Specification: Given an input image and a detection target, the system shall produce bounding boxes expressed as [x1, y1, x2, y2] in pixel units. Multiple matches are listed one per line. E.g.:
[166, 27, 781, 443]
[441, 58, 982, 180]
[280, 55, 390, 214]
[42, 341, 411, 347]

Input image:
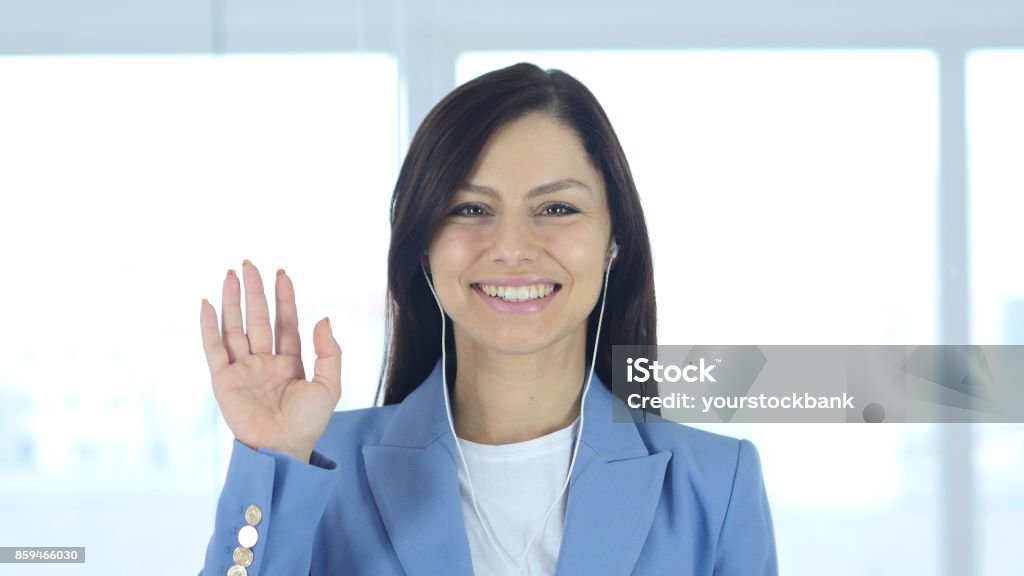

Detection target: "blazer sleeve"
[199, 439, 340, 576]
[713, 439, 779, 575]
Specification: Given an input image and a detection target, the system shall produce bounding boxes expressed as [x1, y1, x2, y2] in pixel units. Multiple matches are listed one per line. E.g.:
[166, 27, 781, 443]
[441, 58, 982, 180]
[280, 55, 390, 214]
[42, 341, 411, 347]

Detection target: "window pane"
[459, 50, 940, 576]
[966, 49, 1024, 576]
[0, 53, 397, 575]
[967, 51, 1024, 346]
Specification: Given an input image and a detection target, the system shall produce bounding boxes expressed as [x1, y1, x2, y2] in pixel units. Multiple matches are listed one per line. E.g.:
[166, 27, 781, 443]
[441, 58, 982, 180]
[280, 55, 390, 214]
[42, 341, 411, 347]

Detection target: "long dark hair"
[376, 62, 656, 405]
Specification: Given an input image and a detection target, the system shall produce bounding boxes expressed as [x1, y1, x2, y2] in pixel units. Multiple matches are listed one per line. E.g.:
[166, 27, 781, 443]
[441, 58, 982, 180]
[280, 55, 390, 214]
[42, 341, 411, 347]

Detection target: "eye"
[449, 203, 489, 217]
[540, 203, 579, 217]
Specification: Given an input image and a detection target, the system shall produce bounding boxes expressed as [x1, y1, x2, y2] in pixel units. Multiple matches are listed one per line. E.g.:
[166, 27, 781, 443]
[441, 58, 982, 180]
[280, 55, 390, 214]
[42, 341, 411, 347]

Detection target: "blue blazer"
[201, 360, 777, 575]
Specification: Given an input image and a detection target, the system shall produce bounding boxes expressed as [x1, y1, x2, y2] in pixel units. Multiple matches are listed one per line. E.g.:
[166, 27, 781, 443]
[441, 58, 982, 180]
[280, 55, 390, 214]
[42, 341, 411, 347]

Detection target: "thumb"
[311, 317, 342, 399]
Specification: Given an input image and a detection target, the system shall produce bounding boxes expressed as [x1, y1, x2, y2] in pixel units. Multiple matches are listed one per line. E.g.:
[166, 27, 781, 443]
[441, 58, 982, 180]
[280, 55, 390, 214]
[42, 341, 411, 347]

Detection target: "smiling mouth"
[472, 283, 562, 303]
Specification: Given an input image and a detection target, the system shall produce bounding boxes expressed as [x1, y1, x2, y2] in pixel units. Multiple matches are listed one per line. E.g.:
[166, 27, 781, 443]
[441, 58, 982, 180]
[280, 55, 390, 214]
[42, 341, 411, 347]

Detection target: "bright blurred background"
[0, 1, 1022, 574]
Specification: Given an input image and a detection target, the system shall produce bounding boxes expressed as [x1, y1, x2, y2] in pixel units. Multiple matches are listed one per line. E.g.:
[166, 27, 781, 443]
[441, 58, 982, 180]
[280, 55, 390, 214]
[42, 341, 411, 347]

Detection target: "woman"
[199, 63, 777, 576]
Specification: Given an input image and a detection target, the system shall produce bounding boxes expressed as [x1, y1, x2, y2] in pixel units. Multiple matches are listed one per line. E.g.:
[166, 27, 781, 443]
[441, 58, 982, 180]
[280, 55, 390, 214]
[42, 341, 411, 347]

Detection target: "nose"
[488, 212, 540, 266]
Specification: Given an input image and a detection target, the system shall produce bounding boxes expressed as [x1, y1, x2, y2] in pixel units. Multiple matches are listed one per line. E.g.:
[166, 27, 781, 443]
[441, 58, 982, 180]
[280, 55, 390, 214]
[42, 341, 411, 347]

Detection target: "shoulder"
[635, 421, 766, 509]
[622, 422, 777, 572]
[637, 420, 759, 470]
[634, 424, 778, 572]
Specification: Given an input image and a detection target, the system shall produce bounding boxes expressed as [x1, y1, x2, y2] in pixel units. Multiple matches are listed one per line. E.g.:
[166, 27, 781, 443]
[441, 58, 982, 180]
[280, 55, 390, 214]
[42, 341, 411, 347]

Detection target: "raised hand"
[199, 260, 341, 463]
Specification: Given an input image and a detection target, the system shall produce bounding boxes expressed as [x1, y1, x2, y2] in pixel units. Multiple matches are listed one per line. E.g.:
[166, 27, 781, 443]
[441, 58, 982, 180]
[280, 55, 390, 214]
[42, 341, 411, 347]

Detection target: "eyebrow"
[458, 178, 592, 199]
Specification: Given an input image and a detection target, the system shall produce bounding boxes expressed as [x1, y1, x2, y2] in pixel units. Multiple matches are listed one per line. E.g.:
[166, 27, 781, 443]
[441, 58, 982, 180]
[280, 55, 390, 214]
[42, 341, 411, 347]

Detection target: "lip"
[471, 281, 561, 314]
[473, 276, 559, 287]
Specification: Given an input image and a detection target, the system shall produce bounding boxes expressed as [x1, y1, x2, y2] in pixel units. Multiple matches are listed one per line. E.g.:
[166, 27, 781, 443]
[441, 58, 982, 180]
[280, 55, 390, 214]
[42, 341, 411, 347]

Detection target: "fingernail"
[201, 298, 209, 306]
[243, 259, 253, 267]
[226, 269, 236, 277]
[277, 268, 286, 277]
[325, 317, 332, 330]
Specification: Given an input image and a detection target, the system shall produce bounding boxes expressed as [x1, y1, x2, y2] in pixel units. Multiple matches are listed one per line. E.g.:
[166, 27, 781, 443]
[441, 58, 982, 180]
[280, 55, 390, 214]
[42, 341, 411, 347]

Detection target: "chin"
[473, 326, 581, 357]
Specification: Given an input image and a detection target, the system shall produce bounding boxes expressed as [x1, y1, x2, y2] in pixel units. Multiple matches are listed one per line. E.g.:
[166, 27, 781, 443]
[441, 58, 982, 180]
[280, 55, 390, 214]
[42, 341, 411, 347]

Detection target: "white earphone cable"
[422, 267, 515, 573]
[421, 244, 615, 576]
[515, 257, 612, 576]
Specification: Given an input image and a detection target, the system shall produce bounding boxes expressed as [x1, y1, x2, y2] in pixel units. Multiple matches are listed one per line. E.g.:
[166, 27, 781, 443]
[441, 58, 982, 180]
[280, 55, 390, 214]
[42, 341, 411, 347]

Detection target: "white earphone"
[419, 237, 618, 575]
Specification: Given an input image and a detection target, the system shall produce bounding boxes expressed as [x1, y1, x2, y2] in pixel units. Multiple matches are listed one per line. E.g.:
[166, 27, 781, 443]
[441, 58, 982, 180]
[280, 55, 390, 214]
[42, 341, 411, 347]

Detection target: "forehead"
[464, 112, 604, 196]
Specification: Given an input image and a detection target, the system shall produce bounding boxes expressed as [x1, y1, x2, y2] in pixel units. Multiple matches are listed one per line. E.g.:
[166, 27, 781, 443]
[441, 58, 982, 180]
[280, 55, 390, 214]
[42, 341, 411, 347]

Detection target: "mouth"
[472, 282, 562, 304]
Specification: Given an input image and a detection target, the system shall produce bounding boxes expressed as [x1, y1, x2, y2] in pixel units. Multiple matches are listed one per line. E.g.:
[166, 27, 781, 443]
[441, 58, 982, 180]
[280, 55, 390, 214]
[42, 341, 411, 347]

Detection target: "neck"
[450, 328, 588, 445]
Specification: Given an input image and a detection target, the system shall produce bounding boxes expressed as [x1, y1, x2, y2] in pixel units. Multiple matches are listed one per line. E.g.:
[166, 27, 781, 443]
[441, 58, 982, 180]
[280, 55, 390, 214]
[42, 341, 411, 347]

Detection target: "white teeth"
[477, 283, 557, 303]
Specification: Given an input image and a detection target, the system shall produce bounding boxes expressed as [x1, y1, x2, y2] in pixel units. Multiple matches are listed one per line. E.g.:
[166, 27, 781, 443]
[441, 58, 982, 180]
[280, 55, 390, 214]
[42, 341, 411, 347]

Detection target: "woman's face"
[427, 112, 613, 357]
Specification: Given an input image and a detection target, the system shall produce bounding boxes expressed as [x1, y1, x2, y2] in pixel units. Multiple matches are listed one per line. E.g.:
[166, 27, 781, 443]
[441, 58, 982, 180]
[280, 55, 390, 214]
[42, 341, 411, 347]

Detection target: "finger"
[274, 269, 302, 358]
[221, 269, 249, 363]
[242, 260, 274, 355]
[199, 298, 230, 375]
[311, 317, 342, 400]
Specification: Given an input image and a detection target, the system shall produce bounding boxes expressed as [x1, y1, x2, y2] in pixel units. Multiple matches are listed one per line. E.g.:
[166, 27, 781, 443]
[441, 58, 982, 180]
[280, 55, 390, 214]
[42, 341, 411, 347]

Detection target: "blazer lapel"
[555, 375, 671, 576]
[363, 362, 669, 576]
[363, 361, 475, 576]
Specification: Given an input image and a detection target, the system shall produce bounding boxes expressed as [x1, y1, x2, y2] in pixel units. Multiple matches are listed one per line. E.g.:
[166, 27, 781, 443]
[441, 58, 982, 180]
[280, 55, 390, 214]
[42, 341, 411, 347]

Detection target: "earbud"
[608, 239, 620, 261]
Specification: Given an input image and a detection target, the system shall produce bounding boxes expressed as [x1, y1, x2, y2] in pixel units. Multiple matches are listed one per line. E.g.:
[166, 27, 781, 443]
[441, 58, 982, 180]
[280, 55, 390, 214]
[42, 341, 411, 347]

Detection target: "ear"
[421, 251, 431, 275]
[606, 238, 620, 270]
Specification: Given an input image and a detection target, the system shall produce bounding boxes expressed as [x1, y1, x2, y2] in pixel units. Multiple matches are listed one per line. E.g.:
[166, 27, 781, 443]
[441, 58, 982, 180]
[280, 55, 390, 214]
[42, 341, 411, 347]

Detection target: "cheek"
[549, 227, 608, 278]
[430, 229, 484, 282]
[557, 245, 607, 288]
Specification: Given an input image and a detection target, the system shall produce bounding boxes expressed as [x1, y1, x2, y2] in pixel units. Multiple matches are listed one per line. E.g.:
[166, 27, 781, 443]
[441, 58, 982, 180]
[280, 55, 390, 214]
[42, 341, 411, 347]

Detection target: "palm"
[200, 261, 342, 463]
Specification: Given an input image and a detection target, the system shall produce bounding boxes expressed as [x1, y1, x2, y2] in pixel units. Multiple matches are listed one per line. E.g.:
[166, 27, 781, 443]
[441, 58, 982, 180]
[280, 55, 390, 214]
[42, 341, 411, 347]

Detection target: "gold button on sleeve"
[227, 565, 248, 576]
[237, 524, 259, 548]
[244, 504, 262, 527]
[232, 546, 254, 568]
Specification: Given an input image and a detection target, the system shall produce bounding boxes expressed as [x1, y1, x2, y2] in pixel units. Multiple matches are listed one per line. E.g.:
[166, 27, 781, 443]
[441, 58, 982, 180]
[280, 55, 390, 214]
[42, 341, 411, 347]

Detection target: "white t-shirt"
[456, 417, 580, 576]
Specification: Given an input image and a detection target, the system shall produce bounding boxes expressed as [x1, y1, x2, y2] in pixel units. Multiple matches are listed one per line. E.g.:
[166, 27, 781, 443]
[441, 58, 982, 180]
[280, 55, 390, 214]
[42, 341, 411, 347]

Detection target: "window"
[0, 53, 397, 574]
